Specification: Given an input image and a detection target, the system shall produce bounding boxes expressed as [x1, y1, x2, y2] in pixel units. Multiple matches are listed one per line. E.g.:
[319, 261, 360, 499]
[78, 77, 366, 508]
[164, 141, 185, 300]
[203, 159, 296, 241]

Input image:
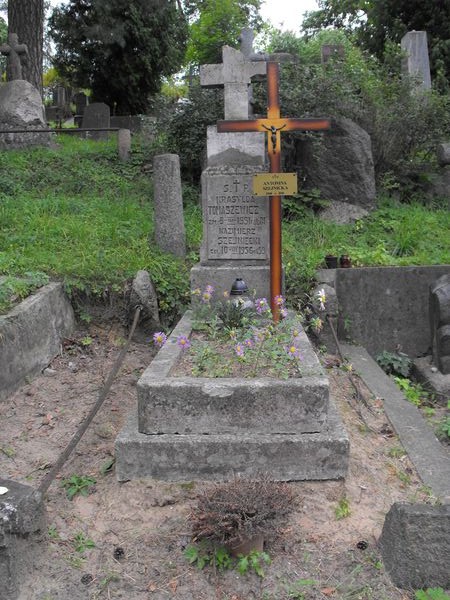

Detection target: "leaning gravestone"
[81, 102, 110, 140]
[190, 44, 271, 298]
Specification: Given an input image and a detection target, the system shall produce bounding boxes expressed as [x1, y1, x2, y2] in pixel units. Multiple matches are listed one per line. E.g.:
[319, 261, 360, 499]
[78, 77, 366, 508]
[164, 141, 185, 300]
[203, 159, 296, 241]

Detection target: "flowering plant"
[153, 285, 327, 379]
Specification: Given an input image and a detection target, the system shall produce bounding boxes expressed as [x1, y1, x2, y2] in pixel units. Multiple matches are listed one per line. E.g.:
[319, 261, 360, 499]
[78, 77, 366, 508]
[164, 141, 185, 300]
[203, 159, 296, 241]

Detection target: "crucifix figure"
[0, 32, 29, 81]
[217, 62, 331, 321]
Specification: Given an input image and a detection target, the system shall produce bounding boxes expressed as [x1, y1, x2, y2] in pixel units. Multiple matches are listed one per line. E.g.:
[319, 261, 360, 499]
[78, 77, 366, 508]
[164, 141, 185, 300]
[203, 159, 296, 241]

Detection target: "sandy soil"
[0, 322, 438, 600]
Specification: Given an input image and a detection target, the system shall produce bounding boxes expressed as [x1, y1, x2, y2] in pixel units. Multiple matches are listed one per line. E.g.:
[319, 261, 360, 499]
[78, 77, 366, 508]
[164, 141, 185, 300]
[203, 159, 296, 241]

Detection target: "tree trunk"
[8, 0, 43, 94]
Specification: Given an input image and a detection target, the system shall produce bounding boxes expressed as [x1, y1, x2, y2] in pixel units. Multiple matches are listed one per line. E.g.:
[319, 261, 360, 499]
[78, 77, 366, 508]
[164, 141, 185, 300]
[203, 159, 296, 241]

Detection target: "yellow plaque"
[252, 173, 298, 196]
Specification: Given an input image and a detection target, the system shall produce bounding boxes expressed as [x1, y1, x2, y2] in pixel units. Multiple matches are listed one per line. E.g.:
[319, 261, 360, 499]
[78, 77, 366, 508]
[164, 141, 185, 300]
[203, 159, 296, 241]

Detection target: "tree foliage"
[185, 0, 262, 65]
[48, 0, 188, 114]
[303, 0, 450, 91]
[256, 28, 450, 197]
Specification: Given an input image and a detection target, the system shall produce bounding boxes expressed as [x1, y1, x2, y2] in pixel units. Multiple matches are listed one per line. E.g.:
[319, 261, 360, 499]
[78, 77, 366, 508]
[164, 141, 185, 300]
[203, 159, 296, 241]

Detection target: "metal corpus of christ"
[217, 61, 331, 321]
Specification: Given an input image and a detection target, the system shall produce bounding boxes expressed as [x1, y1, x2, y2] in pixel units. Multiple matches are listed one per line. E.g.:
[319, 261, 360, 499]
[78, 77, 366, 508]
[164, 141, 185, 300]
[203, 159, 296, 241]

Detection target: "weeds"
[415, 589, 450, 600]
[335, 496, 351, 520]
[184, 544, 271, 578]
[61, 474, 96, 500]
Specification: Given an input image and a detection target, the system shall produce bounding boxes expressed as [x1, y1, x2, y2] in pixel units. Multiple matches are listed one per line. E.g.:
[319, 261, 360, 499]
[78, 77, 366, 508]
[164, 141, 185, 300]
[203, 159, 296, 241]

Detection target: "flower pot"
[339, 254, 352, 268]
[226, 533, 265, 557]
[324, 254, 338, 269]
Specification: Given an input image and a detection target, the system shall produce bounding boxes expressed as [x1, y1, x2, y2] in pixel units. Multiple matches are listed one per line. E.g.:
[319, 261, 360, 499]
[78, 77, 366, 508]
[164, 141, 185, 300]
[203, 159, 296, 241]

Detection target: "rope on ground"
[37, 306, 142, 496]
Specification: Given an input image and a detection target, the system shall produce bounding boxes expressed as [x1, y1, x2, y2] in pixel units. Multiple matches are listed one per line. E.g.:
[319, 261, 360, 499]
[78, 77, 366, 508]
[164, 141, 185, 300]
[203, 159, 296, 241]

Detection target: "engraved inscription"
[206, 175, 269, 260]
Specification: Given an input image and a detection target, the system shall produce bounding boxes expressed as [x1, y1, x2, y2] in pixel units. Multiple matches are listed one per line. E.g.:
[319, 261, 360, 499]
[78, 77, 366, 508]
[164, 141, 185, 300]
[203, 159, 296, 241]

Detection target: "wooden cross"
[0, 33, 28, 81]
[217, 62, 331, 321]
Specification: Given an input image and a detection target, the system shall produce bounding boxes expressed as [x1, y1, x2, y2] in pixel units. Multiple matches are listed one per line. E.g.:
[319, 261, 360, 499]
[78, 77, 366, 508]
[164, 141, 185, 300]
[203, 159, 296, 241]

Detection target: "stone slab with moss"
[115, 311, 349, 481]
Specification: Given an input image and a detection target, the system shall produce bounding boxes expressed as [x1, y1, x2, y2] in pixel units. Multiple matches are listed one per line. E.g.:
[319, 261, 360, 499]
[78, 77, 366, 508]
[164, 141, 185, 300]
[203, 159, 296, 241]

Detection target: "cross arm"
[217, 117, 331, 134]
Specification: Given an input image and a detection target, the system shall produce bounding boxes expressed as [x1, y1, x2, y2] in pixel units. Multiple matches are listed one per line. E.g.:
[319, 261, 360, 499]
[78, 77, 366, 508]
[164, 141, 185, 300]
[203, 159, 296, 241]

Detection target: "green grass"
[283, 199, 450, 299]
[0, 135, 448, 319]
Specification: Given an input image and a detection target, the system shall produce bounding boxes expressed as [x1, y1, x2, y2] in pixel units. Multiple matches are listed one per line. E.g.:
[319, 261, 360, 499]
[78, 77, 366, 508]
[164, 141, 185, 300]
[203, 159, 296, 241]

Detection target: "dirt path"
[0, 323, 436, 599]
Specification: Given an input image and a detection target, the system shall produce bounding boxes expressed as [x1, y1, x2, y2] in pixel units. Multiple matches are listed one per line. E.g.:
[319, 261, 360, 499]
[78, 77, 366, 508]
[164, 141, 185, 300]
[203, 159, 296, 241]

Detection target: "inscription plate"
[204, 170, 269, 261]
[253, 172, 297, 196]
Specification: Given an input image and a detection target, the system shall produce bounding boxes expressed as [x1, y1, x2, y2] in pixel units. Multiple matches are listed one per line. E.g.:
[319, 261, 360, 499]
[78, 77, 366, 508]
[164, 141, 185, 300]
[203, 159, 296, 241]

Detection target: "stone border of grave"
[0, 282, 76, 402]
[115, 310, 350, 482]
[340, 343, 450, 589]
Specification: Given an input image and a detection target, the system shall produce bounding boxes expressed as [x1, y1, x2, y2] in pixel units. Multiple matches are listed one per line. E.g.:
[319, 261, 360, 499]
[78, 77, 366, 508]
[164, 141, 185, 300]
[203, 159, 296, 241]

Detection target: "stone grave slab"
[115, 311, 349, 482]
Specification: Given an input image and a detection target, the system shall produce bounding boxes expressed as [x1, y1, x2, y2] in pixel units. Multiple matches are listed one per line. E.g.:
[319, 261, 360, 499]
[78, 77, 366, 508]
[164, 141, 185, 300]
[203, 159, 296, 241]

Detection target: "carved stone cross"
[218, 62, 331, 320]
[200, 45, 266, 119]
[0, 32, 29, 81]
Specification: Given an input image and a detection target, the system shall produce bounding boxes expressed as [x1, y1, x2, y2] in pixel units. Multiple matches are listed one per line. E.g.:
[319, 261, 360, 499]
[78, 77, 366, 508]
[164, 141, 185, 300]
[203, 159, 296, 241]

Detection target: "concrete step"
[115, 399, 349, 482]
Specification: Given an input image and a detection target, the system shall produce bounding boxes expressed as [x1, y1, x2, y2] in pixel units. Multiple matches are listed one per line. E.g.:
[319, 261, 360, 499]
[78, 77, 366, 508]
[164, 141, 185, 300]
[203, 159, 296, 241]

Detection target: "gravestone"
[0, 32, 28, 81]
[153, 154, 186, 258]
[321, 44, 345, 64]
[296, 116, 376, 213]
[191, 44, 271, 298]
[0, 80, 51, 150]
[430, 274, 450, 374]
[73, 91, 88, 127]
[401, 31, 432, 90]
[117, 128, 131, 161]
[81, 102, 110, 140]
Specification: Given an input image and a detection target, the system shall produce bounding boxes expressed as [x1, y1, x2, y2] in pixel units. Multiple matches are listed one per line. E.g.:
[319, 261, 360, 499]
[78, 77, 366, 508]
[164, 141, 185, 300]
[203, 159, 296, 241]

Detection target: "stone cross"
[217, 62, 331, 320]
[0, 33, 28, 81]
[200, 45, 266, 119]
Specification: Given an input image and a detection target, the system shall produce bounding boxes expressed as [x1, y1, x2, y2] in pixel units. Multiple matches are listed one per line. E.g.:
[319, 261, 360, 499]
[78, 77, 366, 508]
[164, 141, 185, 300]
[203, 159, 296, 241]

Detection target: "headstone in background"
[296, 116, 376, 214]
[321, 44, 345, 64]
[73, 91, 88, 127]
[401, 31, 432, 90]
[153, 154, 186, 259]
[81, 102, 110, 140]
[118, 128, 131, 162]
[437, 143, 450, 167]
[0, 32, 28, 81]
[191, 43, 271, 298]
[110, 115, 142, 133]
[0, 80, 51, 150]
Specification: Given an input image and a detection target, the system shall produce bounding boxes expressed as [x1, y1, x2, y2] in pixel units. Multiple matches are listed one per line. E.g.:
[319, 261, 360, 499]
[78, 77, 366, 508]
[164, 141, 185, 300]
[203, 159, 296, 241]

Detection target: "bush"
[189, 474, 295, 547]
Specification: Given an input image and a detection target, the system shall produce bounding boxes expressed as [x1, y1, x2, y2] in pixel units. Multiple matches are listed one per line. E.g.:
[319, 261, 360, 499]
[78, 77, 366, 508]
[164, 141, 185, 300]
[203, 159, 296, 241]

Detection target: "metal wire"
[37, 306, 142, 496]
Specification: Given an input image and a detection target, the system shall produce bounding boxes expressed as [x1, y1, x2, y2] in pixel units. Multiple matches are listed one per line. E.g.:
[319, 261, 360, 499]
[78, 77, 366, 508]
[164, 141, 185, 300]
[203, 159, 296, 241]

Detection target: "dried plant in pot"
[188, 474, 296, 556]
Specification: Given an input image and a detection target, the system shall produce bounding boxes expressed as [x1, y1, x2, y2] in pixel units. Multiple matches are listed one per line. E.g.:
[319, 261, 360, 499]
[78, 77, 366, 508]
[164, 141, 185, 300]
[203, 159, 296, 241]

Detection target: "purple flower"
[177, 335, 191, 350]
[235, 343, 245, 357]
[153, 332, 167, 348]
[255, 297, 270, 314]
[286, 344, 302, 360]
[205, 284, 214, 295]
[280, 307, 288, 319]
[244, 338, 253, 348]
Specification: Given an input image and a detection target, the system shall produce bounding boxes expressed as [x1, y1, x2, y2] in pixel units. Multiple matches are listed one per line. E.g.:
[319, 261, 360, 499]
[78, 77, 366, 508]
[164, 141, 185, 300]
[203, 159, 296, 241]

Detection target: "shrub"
[188, 474, 295, 548]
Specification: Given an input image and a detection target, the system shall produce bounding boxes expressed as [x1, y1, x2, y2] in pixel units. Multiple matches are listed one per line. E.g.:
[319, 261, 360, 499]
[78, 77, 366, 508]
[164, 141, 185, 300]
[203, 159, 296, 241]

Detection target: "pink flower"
[274, 295, 285, 306]
[255, 298, 270, 314]
[235, 343, 245, 357]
